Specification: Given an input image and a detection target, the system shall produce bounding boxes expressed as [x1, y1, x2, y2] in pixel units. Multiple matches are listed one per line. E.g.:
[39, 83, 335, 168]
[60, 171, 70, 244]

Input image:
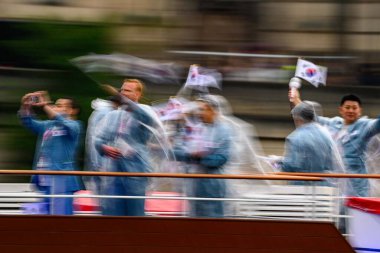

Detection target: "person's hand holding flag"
[288, 58, 328, 106]
[294, 58, 327, 87]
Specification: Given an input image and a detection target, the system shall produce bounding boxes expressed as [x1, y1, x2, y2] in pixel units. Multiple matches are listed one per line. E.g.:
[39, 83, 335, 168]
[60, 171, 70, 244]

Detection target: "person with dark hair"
[290, 91, 380, 196]
[340, 94, 361, 106]
[18, 91, 82, 215]
[277, 102, 344, 185]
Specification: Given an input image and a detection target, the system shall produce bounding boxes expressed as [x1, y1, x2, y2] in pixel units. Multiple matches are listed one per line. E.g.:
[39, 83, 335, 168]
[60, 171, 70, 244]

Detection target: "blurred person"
[275, 102, 344, 186]
[84, 95, 120, 194]
[366, 135, 380, 197]
[95, 79, 155, 216]
[291, 91, 380, 196]
[209, 95, 273, 174]
[207, 95, 280, 215]
[18, 91, 82, 215]
[172, 96, 232, 217]
[150, 97, 189, 192]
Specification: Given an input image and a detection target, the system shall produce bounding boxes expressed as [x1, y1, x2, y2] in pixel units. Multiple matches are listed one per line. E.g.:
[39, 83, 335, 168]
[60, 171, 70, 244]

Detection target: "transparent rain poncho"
[92, 95, 176, 197]
[184, 94, 285, 216]
[151, 94, 274, 198]
[84, 98, 117, 193]
[366, 134, 380, 197]
[204, 96, 274, 168]
[286, 101, 348, 196]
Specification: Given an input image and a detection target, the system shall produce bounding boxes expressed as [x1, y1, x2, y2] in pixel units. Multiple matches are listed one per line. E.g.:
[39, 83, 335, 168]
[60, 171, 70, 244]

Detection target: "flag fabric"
[71, 53, 179, 85]
[152, 97, 186, 121]
[184, 65, 222, 91]
[295, 58, 328, 87]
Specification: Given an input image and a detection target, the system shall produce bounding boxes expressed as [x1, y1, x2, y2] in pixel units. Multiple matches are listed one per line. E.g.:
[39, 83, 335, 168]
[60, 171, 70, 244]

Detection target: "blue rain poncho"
[279, 102, 345, 188]
[366, 134, 380, 197]
[85, 98, 115, 172]
[84, 99, 115, 194]
[281, 122, 341, 186]
[201, 95, 275, 216]
[94, 102, 154, 216]
[173, 118, 232, 218]
[318, 115, 380, 196]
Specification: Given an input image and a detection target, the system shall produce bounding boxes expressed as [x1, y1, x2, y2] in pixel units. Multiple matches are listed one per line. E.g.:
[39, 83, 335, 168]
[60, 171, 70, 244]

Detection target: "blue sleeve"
[131, 106, 154, 144]
[281, 137, 301, 172]
[200, 154, 228, 168]
[125, 102, 153, 128]
[363, 115, 380, 140]
[173, 148, 191, 163]
[174, 137, 230, 168]
[172, 131, 191, 162]
[317, 116, 334, 126]
[132, 105, 150, 123]
[18, 113, 46, 135]
[53, 114, 81, 139]
[200, 126, 231, 168]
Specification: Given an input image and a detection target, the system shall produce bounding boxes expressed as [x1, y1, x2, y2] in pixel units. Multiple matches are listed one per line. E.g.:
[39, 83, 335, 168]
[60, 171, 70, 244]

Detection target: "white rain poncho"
[84, 98, 117, 193]
[366, 134, 380, 197]
[85, 98, 116, 170]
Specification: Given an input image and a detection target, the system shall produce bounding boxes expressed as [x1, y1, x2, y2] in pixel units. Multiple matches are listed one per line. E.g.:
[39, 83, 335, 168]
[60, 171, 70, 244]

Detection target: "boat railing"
[0, 169, 378, 234]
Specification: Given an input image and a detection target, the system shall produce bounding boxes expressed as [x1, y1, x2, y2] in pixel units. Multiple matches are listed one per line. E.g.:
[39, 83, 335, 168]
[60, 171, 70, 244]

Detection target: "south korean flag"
[295, 58, 328, 87]
[184, 64, 222, 92]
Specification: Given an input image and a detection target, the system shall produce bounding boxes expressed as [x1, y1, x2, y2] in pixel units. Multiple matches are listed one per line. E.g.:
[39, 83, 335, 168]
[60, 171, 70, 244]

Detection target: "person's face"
[198, 102, 216, 124]
[120, 81, 141, 102]
[53, 99, 75, 116]
[339, 100, 362, 124]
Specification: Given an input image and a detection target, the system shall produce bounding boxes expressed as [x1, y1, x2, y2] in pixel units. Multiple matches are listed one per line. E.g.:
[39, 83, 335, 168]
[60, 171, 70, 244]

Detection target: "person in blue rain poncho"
[278, 102, 344, 186]
[172, 96, 232, 217]
[366, 135, 380, 196]
[18, 91, 82, 215]
[291, 92, 380, 196]
[94, 79, 155, 216]
[84, 96, 120, 194]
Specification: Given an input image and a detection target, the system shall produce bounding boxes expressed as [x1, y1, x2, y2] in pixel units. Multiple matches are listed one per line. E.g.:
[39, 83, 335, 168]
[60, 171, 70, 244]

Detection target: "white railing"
[0, 170, 339, 223]
[4, 170, 376, 232]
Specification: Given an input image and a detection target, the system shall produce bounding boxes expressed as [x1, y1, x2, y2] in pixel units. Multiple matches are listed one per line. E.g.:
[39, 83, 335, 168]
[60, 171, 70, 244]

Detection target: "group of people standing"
[281, 90, 380, 197]
[18, 78, 233, 217]
[18, 75, 380, 217]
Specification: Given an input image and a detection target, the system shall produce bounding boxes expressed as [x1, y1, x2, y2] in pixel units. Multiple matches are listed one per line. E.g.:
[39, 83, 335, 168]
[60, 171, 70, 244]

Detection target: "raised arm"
[39, 91, 81, 138]
[364, 115, 380, 141]
[18, 92, 46, 134]
[288, 88, 302, 108]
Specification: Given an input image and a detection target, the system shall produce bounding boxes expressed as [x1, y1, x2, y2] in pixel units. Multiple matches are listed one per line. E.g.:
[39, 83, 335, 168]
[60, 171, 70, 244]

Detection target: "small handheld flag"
[295, 58, 327, 87]
[184, 64, 222, 92]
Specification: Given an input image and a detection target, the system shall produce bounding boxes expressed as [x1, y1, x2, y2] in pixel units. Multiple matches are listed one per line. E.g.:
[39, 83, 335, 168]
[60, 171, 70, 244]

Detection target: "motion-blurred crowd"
[18, 65, 380, 217]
